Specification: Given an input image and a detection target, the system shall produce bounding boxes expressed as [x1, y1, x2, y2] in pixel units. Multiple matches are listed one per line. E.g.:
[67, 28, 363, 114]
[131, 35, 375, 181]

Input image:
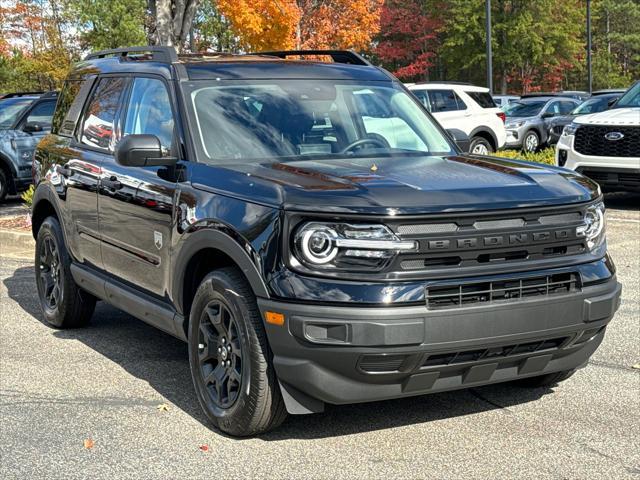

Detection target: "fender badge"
[154, 231, 163, 250]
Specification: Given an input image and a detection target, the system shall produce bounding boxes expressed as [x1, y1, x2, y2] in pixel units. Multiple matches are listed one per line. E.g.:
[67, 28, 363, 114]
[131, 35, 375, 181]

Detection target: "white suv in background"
[556, 81, 639, 192]
[407, 82, 507, 154]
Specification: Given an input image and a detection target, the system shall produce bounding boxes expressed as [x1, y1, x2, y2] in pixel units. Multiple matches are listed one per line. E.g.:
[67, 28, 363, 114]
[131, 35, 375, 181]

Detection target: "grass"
[492, 147, 556, 165]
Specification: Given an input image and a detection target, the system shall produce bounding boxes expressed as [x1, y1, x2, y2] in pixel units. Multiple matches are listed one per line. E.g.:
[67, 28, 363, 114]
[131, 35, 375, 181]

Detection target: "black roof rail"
[0, 91, 46, 99]
[85, 46, 178, 63]
[255, 50, 372, 66]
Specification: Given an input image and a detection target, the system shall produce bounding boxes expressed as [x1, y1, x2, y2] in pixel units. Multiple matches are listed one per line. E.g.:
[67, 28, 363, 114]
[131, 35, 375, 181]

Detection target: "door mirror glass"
[541, 111, 554, 118]
[115, 134, 176, 167]
[23, 121, 44, 133]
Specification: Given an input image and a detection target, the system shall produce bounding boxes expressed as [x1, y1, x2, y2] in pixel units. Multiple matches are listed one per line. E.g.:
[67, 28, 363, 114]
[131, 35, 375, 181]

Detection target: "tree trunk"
[149, 0, 201, 52]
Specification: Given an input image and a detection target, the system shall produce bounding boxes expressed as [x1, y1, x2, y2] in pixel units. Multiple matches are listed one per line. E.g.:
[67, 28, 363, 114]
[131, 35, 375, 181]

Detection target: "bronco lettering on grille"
[425, 228, 575, 251]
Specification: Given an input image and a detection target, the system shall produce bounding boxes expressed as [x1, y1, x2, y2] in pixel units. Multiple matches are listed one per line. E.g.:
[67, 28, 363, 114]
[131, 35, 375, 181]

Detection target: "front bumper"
[556, 135, 640, 191]
[260, 276, 621, 413]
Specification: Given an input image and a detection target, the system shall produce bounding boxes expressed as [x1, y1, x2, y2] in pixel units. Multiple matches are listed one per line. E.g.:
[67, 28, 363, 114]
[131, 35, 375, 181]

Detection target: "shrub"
[492, 148, 556, 165]
[20, 184, 35, 207]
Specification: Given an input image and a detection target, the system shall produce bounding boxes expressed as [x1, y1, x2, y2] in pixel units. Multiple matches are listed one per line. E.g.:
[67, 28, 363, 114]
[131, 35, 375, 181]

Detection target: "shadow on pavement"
[4, 264, 556, 440]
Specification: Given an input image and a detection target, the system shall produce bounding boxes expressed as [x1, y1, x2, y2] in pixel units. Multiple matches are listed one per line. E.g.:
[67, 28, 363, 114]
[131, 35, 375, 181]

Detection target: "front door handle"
[102, 176, 123, 190]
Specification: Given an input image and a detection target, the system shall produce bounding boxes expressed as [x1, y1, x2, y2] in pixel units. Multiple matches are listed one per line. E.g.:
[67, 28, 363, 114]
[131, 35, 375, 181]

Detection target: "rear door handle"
[102, 176, 123, 190]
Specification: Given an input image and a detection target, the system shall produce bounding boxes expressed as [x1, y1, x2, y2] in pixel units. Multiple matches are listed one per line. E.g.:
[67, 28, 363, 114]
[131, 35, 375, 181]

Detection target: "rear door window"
[427, 90, 466, 112]
[80, 77, 128, 151]
[465, 91, 497, 108]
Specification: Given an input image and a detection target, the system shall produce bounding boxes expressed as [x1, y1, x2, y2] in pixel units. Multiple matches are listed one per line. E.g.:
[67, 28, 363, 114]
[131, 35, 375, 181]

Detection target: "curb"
[0, 228, 35, 251]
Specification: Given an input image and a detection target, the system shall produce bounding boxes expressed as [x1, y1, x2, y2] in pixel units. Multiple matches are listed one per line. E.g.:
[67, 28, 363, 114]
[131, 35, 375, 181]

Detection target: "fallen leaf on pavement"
[83, 439, 94, 449]
[156, 403, 170, 412]
[199, 445, 209, 452]
[633, 364, 640, 370]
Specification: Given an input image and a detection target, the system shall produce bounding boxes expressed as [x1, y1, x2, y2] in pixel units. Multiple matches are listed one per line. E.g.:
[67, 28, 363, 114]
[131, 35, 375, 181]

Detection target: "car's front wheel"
[188, 267, 287, 436]
[0, 169, 8, 202]
[35, 216, 96, 328]
[469, 136, 494, 155]
[523, 130, 540, 152]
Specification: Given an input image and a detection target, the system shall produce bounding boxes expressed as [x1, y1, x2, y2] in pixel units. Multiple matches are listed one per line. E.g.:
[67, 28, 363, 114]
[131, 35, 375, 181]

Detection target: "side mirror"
[115, 134, 177, 167]
[446, 128, 471, 153]
[541, 112, 554, 119]
[23, 121, 43, 133]
[608, 98, 618, 107]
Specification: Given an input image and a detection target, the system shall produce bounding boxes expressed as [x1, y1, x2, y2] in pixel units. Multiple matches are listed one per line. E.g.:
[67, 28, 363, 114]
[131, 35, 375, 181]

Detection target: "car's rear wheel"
[35, 216, 96, 328]
[470, 136, 493, 155]
[523, 130, 540, 152]
[188, 267, 287, 436]
[514, 369, 576, 388]
[0, 169, 8, 202]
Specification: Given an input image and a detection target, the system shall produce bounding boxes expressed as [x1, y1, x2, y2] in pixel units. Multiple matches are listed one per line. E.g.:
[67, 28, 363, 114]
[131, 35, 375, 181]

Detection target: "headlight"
[577, 202, 606, 251]
[507, 121, 525, 128]
[294, 222, 417, 271]
[562, 122, 579, 136]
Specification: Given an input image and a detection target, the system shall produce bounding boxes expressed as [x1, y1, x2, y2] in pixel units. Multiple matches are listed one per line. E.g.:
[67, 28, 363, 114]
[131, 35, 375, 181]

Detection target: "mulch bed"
[0, 215, 31, 231]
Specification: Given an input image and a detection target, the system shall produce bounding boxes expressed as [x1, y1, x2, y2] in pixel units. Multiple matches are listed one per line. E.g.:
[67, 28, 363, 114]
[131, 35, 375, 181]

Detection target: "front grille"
[552, 125, 565, 135]
[421, 336, 568, 368]
[359, 354, 407, 373]
[425, 272, 580, 310]
[391, 205, 588, 273]
[574, 125, 640, 157]
[578, 168, 640, 189]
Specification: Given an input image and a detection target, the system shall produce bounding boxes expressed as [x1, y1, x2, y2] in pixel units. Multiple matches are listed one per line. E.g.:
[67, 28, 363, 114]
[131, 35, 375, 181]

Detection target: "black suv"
[32, 47, 621, 436]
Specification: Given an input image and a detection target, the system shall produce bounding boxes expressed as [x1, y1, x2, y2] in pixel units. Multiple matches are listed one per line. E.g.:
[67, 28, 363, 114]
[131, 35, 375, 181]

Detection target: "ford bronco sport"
[32, 47, 621, 436]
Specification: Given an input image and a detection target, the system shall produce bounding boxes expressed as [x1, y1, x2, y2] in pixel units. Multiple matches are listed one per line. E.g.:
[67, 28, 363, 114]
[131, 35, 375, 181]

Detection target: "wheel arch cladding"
[31, 185, 61, 239]
[173, 228, 271, 321]
[469, 127, 497, 150]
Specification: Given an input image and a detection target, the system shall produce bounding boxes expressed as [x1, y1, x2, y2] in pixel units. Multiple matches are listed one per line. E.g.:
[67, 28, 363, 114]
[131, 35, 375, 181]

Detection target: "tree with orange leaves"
[217, 0, 382, 52]
[216, 0, 300, 51]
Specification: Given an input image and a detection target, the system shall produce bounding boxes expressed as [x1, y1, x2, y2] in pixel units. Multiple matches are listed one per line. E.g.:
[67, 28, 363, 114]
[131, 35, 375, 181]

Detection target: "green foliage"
[20, 185, 35, 207]
[492, 148, 556, 166]
[193, 0, 240, 52]
[64, 0, 147, 50]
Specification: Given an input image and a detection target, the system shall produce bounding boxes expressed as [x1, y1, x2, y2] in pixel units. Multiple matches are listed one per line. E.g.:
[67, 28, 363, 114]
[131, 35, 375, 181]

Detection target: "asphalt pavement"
[1, 192, 638, 479]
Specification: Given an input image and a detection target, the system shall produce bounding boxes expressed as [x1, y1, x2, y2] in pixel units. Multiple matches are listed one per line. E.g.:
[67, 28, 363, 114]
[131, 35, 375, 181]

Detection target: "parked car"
[522, 91, 591, 102]
[556, 80, 639, 192]
[31, 47, 621, 436]
[407, 82, 507, 154]
[0, 91, 58, 201]
[503, 96, 580, 152]
[547, 93, 622, 145]
[492, 94, 520, 108]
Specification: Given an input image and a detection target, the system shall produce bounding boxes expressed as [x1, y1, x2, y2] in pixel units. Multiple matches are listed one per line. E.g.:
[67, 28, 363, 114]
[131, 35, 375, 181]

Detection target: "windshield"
[502, 100, 546, 117]
[571, 96, 614, 115]
[613, 82, 640, 108]
[0, 98, 32, 129]
[185, 80, 454, 164]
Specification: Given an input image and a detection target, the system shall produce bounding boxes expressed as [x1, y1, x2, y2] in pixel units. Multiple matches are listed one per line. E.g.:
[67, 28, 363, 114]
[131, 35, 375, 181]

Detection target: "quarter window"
[123, 77, 175, 151]
[80, 77, 127, 151]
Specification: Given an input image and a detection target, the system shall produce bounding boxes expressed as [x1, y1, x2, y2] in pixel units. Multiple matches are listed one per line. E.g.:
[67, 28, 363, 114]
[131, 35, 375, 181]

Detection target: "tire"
[35, 216, 96, 328]
[469, 136, 494, 155]
[0, 168, 8, 203]
[188, 267, 287, 436]
[514, 369, 576, 388]
[522, 130, 540, 153]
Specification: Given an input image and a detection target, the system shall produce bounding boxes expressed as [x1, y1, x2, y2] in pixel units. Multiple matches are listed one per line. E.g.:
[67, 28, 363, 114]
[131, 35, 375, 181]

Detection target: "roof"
[75, 46, 392, 82]
[408, 83, 489, 92]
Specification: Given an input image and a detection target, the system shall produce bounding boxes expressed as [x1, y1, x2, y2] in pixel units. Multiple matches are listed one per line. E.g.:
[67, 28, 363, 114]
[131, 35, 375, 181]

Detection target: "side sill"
[70, 263, 187, 342]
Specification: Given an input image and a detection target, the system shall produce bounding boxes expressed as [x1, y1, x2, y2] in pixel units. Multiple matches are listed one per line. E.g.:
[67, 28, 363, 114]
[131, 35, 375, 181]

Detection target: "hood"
[191, 155, 599, 215]
[575, 107, 640, 126]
